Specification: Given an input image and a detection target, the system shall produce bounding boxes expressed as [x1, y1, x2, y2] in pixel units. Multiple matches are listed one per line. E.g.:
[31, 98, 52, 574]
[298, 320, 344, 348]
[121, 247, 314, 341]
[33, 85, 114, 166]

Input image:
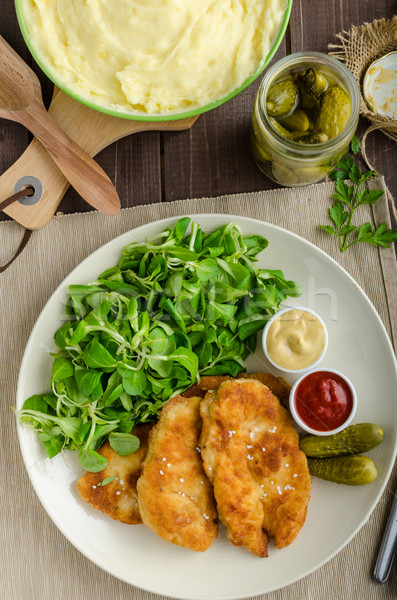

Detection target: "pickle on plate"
[315, 86, 351, 139]
[266, 80, 298, 117]
[300, 423, 384, 458]
[308, 455, 378, 486]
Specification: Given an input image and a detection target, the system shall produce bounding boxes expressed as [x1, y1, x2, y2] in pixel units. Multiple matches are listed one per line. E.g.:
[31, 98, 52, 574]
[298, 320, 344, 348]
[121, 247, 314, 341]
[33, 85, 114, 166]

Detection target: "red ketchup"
[294, 371, 353, 432]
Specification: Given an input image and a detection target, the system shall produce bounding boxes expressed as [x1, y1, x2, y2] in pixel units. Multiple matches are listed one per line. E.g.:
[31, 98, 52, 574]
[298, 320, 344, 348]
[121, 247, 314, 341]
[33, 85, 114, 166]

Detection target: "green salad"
[16, 219, 300, 472]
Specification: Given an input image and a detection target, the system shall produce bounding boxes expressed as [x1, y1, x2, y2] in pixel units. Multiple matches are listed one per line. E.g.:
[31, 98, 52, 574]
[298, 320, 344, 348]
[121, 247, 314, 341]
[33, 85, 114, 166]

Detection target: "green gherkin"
[298, 68, 329, 109]
[269, 116, 295, 140]
[280, 109, 310, 132]
[308, 455, 378, 486]
[266, 80, 298, 117]
[315, 87, 351, 139]
[300, 423, 384, 458]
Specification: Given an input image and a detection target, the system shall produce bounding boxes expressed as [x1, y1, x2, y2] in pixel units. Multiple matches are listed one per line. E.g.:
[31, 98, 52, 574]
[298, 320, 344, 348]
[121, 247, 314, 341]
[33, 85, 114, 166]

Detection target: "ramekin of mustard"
[262, 306, 328, 374]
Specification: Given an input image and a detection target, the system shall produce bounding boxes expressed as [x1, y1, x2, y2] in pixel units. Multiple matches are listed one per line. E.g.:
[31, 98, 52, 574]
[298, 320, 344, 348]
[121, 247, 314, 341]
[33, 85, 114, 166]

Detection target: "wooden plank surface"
[0, 3, 29, 221]
[0, 1, 396, 219]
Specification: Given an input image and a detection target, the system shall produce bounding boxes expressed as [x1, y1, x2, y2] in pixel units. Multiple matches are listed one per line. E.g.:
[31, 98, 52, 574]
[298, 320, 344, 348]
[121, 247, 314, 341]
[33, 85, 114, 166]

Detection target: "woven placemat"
[1, 179, 396, 599]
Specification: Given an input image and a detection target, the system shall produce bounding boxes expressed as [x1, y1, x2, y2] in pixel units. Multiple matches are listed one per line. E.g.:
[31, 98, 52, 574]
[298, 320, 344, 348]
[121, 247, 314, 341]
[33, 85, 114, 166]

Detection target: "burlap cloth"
[1, 178, 396, 599]
[329, 17, 397, 143]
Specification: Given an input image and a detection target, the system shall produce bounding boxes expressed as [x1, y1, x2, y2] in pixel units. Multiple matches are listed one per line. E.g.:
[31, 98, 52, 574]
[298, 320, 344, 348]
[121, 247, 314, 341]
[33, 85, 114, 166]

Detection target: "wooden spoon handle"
[1, 89, 197, 229]
[18, 103, 120, 216]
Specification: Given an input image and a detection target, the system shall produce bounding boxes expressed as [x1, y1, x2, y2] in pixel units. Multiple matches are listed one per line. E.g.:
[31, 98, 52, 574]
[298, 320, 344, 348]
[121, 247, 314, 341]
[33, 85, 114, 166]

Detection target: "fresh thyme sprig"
[319, 136, 397, 252]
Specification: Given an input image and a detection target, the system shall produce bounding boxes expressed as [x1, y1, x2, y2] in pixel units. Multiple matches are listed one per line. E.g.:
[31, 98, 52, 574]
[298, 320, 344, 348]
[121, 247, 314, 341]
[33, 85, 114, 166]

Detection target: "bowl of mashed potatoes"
[15, 0, 292, 121]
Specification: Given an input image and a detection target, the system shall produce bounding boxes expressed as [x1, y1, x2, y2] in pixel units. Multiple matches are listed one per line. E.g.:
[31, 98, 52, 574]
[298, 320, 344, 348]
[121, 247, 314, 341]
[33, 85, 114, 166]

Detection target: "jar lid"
[363, 51, 397, 119]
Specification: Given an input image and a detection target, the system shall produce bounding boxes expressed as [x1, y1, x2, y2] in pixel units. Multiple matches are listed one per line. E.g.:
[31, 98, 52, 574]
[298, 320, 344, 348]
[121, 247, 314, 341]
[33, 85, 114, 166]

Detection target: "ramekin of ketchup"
[289, 368, 357, 436]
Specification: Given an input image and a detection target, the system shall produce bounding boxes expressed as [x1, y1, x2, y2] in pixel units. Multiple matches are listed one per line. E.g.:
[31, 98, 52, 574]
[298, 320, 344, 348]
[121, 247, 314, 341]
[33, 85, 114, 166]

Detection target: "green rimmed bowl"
[15, 0, 292, 122]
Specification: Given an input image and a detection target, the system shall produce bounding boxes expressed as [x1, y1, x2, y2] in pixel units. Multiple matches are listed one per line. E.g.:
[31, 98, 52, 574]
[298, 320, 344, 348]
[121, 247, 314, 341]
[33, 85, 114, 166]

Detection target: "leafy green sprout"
[97, 476, 115, 487]
[15, 218, 301, 472]
[320, 136, 397, 252]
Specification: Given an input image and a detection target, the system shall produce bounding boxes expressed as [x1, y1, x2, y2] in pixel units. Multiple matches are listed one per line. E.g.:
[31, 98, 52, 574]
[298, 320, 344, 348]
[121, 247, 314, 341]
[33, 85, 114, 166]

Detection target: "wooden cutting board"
[1, 89, 198, 229]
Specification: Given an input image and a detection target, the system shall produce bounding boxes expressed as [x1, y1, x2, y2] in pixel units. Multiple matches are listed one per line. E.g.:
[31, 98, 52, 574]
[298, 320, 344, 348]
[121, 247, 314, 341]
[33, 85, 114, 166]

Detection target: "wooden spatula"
[0, 35, 120, 216]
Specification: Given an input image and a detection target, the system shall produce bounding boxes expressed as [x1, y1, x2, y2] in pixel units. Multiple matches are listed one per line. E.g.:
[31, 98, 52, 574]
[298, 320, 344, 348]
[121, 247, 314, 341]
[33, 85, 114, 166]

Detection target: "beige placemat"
[1, 178, 396, 600]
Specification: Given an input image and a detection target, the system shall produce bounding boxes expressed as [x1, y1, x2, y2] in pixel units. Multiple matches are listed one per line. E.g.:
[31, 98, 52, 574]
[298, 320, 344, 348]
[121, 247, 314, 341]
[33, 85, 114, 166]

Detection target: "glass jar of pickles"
[251, 52, 360, 187]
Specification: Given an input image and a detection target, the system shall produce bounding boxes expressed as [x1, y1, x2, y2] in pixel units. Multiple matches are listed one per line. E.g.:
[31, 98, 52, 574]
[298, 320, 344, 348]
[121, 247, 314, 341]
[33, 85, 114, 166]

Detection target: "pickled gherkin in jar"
[269, 117, 295, 140]
[251, 53, 359, 188]
[297, 68, 328, 110]
[279, 109, 310, 133]
[265, 67, 352, 145]
[271, 162, 332, 187]
[315, 87, 351, 139]
[266, 80, 298, 117]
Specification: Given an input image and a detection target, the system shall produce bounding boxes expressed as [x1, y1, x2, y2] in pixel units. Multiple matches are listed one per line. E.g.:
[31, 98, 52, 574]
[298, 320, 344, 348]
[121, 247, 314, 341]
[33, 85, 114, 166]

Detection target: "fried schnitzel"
[200, 379, 311, 557]
[137, 395, 218, 552]
[183, 372, 290, 406]
[77, 423, 151, 524]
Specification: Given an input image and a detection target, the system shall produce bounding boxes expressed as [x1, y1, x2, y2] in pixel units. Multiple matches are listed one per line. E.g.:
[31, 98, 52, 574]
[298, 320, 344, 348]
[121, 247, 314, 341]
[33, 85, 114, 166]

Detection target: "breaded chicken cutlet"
[137, 395, 218, 552]
[200, 379, 311, 557]
[77, 423, 151, 524]
[183, 372, 290, 406]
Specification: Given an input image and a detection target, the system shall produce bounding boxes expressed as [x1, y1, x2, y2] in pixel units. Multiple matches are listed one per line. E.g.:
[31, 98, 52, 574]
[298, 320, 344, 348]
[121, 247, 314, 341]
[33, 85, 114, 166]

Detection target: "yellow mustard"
[266, 309, 326, 370]
[21, 0, 285, 115]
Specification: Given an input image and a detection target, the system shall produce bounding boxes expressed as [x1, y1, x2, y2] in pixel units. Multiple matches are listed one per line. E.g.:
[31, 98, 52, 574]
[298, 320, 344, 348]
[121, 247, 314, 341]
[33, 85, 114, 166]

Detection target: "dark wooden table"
[0, 1, 396, 220]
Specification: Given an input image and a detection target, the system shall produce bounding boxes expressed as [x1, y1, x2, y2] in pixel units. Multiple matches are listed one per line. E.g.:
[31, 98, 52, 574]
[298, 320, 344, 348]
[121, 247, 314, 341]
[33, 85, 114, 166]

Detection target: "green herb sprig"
[15, 218, 300, 472]
[319, 137, 397, 252]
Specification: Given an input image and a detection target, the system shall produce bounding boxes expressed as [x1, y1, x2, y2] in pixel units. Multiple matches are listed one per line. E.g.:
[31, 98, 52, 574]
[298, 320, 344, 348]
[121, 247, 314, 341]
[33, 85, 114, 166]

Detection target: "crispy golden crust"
[239, 372, 291, 406]
[137, 395, 218, 552]
[200, 379, 311, 557]
[182, 372, 290, 406]
[77, 424, 152, 524]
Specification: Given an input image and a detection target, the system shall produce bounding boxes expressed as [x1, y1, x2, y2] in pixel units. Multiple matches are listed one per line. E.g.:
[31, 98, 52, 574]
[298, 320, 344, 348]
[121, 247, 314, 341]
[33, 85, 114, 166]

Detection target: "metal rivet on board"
[14, 176, 44, 206]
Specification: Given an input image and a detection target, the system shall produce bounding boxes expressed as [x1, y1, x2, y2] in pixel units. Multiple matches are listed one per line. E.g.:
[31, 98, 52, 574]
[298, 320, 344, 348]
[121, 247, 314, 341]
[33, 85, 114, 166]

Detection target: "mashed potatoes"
[21, 0, 285, 115]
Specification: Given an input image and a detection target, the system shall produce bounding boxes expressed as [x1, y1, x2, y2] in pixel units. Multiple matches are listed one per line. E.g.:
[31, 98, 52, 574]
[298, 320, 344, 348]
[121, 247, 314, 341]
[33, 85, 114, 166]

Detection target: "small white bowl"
[289, 367, 357, 436]
[262, 306, 328, 374]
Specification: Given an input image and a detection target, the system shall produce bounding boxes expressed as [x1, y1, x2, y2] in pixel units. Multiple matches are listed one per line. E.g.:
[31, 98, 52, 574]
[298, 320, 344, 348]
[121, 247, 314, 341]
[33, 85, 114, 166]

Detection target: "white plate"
[17, 215, 397, 599]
